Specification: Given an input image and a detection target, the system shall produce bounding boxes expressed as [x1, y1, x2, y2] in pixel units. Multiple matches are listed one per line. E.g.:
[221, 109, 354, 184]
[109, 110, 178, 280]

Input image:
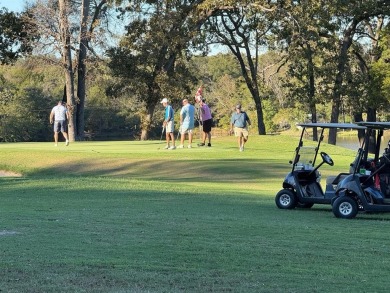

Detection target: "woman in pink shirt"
[197, 96, 213, 147]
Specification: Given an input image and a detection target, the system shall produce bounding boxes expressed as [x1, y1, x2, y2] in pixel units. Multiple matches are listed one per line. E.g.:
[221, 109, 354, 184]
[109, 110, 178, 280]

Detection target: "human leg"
[58, 121, 69, 145]
[180, 133, 185, 147]
[169, 132, 176, 147]
[237, 136, 242, 149]
[188, 130, 193, 147]
[165, 131, 170, 148]
[54, 132, 59, 145]
[202, 131, 206, 144]
[241, 128, 249, 150]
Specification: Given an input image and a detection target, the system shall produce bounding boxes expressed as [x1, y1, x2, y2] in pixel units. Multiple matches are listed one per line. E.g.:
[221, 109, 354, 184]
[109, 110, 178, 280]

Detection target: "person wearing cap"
[196, 96, 213, 147]
[178, 99, 195, 148]
[49, 100, 70, 146]
[230, 104, 251, 152]
[160, 98, 176, 150]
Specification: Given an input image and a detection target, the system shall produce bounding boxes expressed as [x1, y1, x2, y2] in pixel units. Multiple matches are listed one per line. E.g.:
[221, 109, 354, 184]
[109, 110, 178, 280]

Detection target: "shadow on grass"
[25, 158, 290, 183]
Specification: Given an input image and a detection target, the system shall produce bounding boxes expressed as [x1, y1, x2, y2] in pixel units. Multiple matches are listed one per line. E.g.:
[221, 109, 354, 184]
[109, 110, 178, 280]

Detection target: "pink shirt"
[200, 103, 212, 121]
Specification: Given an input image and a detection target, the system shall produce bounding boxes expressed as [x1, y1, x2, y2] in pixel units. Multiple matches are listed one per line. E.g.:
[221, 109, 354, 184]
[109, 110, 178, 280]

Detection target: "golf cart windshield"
[292, 146, 316, 171]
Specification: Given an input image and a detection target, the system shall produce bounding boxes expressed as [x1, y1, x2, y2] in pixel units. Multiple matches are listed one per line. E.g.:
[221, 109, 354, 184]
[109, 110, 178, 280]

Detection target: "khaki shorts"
[166, 121, 174, 133]
[180, 127, 193, 135]
[234, 127, 249, 139]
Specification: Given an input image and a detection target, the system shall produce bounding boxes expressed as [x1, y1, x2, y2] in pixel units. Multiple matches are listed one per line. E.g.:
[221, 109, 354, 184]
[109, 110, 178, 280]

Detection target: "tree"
[328, 0, 390, 145]
[0, 8, 34, 64]
[203, 2, 279, 135]
[25, 0, 110, 141]
[371, 24, 390, 106]
[107, 0, 209, 140]
[0, 61, 58, 142]
[275, 0, 338, 141]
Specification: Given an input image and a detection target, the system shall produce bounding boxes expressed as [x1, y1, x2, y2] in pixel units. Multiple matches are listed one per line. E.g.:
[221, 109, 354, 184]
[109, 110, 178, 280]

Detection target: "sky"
[0, 0, 26, 12]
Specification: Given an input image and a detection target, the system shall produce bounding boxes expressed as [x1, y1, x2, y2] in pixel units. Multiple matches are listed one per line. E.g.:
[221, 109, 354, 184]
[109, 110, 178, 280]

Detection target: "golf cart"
[275, 123, 366, 210]
[332, 122, 390, 219]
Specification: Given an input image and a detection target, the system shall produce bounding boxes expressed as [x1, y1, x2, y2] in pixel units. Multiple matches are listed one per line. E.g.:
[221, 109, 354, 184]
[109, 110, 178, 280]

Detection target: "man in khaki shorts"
[230, 104, 251, 152]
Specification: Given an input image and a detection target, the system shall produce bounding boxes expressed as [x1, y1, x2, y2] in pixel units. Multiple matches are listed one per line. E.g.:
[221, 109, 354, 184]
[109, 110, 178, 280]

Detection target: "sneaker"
[187, 145, 192, 149]
[168, 146, 176, 150]
[177, 145, 184, 149]
[54, 143, 58, 147]
[207, 143, 211, 147]
[239, 147, 243, 152]
[164, 145, 170, 149]
[65, 140, 69, 146]
[197, 143, 205, 147]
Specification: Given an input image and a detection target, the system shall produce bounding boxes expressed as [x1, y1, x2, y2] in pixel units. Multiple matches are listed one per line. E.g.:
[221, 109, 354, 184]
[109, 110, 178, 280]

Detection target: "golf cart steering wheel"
[320, 152, 334, 166]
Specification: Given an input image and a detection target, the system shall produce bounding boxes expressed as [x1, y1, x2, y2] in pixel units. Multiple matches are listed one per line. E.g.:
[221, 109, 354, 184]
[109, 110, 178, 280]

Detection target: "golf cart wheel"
[332, 196, 358, 219]
[296, 202, 314, 209]
[275, 189, 297, 209]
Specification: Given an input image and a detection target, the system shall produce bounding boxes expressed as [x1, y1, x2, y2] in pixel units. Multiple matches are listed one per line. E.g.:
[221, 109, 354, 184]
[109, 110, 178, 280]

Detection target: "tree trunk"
[231, 45, 266, 134]
[140, 102, 156, 141]
[59, 0, 76, 141]
[307, 46, 318, 141]
[328, 19, 359, 145]
[76, 0, 90, 141]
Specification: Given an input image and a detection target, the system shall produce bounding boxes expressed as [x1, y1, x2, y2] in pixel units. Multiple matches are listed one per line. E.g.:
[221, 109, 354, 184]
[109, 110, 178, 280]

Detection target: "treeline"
[0, 1, 390, 143]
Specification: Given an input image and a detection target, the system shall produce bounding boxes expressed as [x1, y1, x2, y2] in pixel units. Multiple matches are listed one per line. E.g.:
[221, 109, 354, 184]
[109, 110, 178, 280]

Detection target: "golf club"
[176, 126, 181, 141]
[160, 126, 165, 141]
[157, 126, 165, 149]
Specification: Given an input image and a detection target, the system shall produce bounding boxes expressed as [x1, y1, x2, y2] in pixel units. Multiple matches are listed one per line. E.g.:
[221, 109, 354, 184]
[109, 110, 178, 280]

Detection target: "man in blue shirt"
[230, 104, 251, 151]
[161, 98, 176, 150]
[179, 99, 195, 148]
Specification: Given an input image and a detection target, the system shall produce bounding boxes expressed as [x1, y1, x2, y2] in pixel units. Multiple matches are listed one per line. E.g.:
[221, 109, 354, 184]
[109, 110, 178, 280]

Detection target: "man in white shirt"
[49, 101, 70, 146]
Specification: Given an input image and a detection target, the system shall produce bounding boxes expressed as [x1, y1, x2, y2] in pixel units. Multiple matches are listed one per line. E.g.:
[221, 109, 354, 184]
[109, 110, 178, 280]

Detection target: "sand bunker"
[0, 170, 22, 177]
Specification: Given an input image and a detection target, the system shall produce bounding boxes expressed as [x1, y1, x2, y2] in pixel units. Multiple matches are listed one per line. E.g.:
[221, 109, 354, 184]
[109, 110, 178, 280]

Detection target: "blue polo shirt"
[231, 111, 250, 128]
[180, 104, 195, 129]
[164, 105, 174, 122]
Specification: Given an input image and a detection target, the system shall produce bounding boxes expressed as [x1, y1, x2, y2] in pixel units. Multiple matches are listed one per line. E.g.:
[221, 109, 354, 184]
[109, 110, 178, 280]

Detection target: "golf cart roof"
[297, 123, 366, 130]
[356, 121, 390, 130]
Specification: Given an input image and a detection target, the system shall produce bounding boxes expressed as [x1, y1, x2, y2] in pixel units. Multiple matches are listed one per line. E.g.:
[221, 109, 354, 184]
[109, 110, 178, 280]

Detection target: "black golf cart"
[275, 123, 366, 210]
[332, 122, 390, 219]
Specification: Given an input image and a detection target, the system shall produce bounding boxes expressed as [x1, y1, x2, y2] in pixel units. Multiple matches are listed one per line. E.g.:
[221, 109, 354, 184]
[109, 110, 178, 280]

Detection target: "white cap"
[160, 98, 168, 104]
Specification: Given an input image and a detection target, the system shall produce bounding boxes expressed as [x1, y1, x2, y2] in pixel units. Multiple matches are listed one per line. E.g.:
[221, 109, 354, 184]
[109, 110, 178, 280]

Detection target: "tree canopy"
[0, 0, 389, 143]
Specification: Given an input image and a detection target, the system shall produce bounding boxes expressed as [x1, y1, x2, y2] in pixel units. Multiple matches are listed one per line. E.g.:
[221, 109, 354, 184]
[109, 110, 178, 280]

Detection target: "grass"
[1, 136, 390, 292]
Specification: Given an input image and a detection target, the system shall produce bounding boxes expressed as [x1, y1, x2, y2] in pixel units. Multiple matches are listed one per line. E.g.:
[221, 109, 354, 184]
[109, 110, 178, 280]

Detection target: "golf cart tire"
[332, 196, 358, 219]
[296, 202, 314, 209]
[275, 189, 297, 209]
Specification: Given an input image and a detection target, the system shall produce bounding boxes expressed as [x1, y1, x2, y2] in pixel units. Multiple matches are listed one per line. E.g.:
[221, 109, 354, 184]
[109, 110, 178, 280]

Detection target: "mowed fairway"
[1, 135, 390, 292]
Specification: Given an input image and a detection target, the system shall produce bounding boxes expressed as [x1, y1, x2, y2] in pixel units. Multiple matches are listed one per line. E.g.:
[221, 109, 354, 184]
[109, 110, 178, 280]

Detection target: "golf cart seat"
[326, 173, 350, 186]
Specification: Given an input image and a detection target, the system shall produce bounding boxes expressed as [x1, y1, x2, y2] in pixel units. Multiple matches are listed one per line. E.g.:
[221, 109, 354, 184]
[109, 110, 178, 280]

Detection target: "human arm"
[229, 114, 234, 134]
[246, 113, 251, 126]
[49, 110, 54, 124]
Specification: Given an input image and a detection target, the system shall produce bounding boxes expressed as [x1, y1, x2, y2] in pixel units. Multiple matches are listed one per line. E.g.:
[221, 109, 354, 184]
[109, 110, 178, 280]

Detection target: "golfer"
[196, 97, 213, 147]
[178, 99, 195, 148]
[50, 100, 69, 146]
[230, 104, 251, 152]
[161, 98, 176, 150]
